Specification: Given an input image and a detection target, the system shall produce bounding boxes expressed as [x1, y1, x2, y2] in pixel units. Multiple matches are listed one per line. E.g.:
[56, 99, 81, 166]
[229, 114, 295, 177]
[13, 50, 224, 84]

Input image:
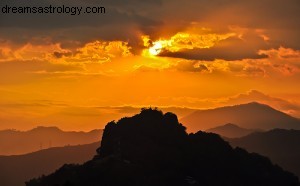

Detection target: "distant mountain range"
[228, 129, 300, 178]
[181, 102, 300, 132]
[206, 123, 258, 138]
[26, 109, 299, 186]
[0, 126, 102, 155]
[0, 142, 99, 186]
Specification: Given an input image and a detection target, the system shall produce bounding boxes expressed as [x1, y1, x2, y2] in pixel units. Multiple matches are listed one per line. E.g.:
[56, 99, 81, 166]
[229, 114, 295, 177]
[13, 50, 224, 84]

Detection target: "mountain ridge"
[181, 102, 300, 132]
[206, 123, 258, 138]
[228, 128, 300, 178]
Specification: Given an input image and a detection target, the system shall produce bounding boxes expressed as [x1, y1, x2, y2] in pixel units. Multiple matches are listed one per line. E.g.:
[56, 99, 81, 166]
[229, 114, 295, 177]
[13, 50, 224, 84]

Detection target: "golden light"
[149, 42, 163, 56]
[142, 32, 235, 57]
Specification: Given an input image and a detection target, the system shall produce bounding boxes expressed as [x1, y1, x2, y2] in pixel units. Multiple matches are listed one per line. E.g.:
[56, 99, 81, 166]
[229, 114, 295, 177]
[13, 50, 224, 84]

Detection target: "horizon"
[0, 101, 299, 132]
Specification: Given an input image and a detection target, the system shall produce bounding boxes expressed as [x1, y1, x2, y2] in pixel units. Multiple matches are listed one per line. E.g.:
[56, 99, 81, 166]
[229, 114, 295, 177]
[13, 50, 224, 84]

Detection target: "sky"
[0, 0, 300, 131]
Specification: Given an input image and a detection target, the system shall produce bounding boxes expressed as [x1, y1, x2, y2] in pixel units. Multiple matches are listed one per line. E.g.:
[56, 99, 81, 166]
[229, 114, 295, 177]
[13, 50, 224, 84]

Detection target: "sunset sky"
[0, 0, 300, 131]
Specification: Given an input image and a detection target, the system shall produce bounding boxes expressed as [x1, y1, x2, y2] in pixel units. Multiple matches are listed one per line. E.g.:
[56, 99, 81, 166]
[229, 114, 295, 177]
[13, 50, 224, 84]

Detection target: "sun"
[149, 42, 163, 56]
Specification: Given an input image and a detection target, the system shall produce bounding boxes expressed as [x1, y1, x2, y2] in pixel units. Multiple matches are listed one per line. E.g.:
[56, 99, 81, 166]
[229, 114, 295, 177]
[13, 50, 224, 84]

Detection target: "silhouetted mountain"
[181, 102, 300, 132]
[26, 109, 299, 186]
[228, 129, 300, 178]
[0, 142, 99, 186]
[0, 127, 102, 155]
[206, 123, 258, 138]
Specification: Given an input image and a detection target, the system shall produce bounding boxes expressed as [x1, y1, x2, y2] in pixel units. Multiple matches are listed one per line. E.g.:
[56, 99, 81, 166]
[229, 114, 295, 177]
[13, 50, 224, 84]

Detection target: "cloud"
[225, 90, 300, 117]
[157, 44, 300, 77]
[54, 41, 133, 63]
[158, 32, 269, 61]
[143, 32, 235, 52]
[0, 42, 67, 62]
[242, 66, 265, 77]
[0, 0, 299, 52]
[0, 0, 162, 52]
[0, 40, 133, 62]
[260, 47, 300, 59]
[259, 47, 300, 75]
[0, 40, 134, 84]
[170, 61, 209, 73]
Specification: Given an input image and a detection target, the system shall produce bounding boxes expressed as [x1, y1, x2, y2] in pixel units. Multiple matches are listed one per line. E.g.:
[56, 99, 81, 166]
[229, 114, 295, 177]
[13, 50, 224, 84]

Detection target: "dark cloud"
[0, 0, 299, 51]
[0, 0, 162, 53]
[159, 34, 269, 61]
[173, 61, 209, 73]
[53, 51, 73, 58]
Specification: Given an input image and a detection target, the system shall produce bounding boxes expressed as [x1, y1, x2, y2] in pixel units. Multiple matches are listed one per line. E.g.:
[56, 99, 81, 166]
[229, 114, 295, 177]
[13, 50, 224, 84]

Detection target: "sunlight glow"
[149, 42, 163, 56]
[142, 32, 235, 57]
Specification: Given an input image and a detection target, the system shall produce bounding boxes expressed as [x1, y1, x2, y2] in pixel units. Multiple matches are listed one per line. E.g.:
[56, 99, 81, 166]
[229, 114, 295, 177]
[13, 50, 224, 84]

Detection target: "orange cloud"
[259, 47, 300, 75]
[0, 43, 67, 62]
[259, 47, 300, 59]
[58, 41, 133, 63]
[0, 40, 133, 64]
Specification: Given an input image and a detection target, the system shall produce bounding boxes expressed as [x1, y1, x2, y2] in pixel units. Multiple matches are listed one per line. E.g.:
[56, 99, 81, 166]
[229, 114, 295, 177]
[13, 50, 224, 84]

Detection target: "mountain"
[206, 123, 258, 138]
[26, 109, 299, 186]
[228, 129, 300, 178]
[0, 126, 102, 155]
[180, 102, 300, 132]
[0, 142, 99, 186]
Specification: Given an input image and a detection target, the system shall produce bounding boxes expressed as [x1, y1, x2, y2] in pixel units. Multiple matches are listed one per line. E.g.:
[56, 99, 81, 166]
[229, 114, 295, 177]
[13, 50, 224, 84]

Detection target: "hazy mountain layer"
[0, 127, 102, 155]
[0, 142, 99, 186]
[206, 123, 258, 138]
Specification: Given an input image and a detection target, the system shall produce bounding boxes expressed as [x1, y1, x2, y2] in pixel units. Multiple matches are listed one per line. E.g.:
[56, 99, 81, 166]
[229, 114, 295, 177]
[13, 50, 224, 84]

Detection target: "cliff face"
[26, 109, 299, 186]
